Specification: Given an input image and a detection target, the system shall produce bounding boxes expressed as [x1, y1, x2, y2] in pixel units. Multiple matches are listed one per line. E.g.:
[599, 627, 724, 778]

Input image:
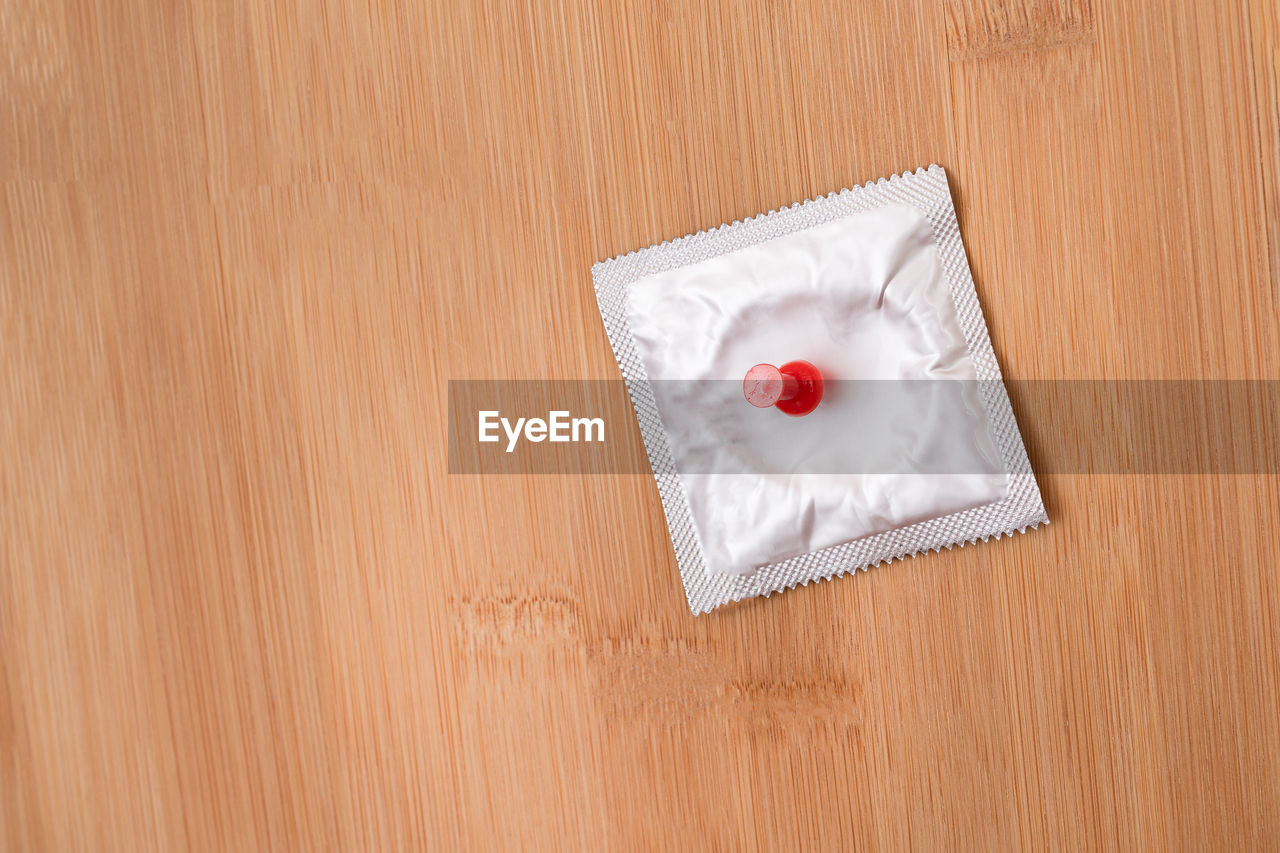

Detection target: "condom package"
[593, 166, 1046, 613]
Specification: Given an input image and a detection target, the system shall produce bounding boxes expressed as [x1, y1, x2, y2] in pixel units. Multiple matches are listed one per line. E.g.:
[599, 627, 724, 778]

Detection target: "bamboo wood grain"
[2, 0, 1278, 848]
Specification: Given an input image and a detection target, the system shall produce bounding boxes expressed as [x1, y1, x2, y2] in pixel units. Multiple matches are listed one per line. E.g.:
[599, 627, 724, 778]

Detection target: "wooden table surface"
[4, 0, 1279, 849]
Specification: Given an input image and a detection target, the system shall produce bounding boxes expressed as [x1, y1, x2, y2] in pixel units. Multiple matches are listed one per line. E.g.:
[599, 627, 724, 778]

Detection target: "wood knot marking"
[592, 644, 865, 730]
[945, 0, 1095, 61]
[453, 591, 583, 649]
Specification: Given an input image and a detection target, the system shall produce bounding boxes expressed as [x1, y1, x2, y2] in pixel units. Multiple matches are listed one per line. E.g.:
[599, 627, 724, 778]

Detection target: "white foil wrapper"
[593, 166, 1046, 613]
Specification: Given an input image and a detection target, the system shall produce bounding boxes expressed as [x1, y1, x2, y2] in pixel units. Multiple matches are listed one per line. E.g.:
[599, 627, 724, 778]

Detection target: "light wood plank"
[2, 0, 1277, 848]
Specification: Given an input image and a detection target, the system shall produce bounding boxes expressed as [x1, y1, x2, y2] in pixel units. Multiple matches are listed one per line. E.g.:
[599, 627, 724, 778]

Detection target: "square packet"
[593, 166, 1046, 613]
